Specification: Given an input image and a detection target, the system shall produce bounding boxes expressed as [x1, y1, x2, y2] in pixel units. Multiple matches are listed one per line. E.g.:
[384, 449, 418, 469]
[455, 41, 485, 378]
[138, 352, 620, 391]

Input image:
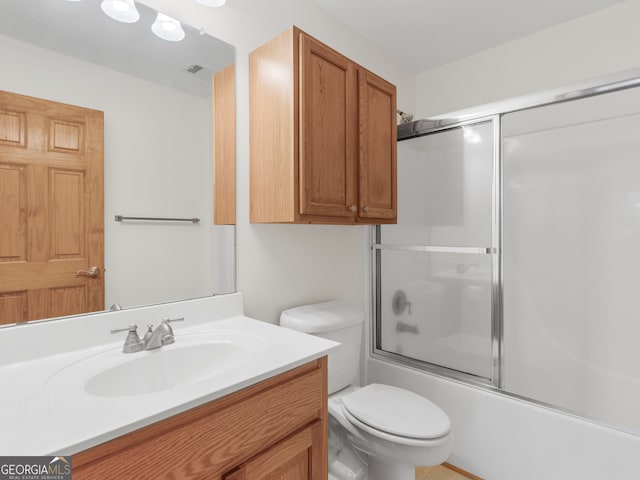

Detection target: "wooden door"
[358, 69, 397, 221]
[299, 33, 358, 218]
[0, 91, 104, 324]
[224, 422, 325, 480]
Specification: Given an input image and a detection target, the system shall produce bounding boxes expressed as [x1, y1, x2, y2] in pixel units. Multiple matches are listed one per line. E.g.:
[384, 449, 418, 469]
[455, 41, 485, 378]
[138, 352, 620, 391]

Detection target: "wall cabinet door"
[224, 422, 324, 480]
[299, 34, 358, 218]
[358, 69, 397, 220]
[213, 63, 236, 225]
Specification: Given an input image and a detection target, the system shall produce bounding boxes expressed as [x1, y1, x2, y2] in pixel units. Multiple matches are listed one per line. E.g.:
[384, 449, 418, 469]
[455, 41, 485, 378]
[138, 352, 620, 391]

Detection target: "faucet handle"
[142, 324, 154, 344]
[162, 317, 184, 324]
[110, 324, 144, 353]
[111, 324, 138, 334]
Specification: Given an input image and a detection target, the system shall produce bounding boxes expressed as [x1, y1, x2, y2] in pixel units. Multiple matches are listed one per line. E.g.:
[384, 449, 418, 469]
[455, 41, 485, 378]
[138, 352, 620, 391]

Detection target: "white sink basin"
[46, 331, 264, 398]
[85, 342, 248, 397]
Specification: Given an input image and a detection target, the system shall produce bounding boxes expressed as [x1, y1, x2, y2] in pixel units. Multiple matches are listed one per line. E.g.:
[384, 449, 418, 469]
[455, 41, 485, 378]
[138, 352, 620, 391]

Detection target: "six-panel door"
[0, 91, 104, 323]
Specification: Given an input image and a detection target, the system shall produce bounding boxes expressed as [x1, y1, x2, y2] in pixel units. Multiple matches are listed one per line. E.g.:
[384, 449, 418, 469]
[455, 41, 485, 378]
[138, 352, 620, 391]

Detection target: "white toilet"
[280, 301, 453, 480]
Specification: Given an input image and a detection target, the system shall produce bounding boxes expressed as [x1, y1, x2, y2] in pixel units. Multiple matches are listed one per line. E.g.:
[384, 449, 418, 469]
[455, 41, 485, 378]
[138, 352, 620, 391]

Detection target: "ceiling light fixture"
[66, 0, 227, 42]
[100, 0, 140, 23]
[151, 13, 186, 42]
[194, 0, 226, 7]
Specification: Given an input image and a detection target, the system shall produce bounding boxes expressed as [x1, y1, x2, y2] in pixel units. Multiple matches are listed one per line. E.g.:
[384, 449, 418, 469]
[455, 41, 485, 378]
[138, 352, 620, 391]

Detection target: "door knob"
[77, 266, 101, 277]
[349, 205, 357, 213]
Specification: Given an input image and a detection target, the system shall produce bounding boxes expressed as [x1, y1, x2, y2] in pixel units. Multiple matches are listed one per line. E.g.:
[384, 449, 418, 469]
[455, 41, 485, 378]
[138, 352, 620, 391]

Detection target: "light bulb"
[151, 13, 185, 42]
[194, 0, 226, 7]
[101, 0, 140, 23]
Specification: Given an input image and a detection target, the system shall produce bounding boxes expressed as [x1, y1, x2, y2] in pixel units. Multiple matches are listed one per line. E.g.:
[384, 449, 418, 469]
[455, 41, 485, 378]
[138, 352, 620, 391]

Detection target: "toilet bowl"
[280, 301, 453, 480]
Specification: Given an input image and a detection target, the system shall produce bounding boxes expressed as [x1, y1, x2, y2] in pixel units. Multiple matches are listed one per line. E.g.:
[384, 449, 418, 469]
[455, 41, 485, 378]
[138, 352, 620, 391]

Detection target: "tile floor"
[416, 464, 476, 480]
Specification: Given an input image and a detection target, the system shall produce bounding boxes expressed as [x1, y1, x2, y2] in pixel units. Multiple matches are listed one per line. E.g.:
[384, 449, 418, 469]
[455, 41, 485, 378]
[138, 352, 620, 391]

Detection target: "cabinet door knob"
[363, 206, 370, 213]
[349, 205, 357, 213]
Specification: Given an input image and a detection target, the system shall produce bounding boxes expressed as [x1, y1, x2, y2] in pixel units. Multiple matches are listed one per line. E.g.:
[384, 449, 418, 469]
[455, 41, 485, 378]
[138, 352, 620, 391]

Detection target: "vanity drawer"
[73, 357, 328, 480]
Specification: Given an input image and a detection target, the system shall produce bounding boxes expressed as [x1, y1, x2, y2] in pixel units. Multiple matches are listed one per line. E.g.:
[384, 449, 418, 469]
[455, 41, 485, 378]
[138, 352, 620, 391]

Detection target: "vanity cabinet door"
[224, 421, 324, 480]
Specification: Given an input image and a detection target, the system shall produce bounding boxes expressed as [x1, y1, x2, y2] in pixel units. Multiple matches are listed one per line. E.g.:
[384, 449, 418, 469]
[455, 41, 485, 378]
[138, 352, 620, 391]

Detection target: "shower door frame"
[371, 69, 640, 415]
[372, 114, 503, 388]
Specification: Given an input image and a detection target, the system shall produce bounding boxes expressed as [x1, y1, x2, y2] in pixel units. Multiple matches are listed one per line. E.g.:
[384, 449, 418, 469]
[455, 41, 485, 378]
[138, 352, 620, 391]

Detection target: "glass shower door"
[502, 86, 640, 429]
[374, 118, 499, 383]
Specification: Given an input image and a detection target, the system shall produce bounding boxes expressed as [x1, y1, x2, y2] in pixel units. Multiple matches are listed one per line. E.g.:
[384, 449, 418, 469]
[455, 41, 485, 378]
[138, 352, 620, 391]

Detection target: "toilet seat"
[341, 384, 450, 444]
[341, 406, 450, 447]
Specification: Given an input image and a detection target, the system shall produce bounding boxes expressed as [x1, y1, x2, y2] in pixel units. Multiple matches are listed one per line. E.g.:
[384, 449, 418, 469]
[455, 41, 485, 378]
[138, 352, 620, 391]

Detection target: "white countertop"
[0, 294, 336, 455]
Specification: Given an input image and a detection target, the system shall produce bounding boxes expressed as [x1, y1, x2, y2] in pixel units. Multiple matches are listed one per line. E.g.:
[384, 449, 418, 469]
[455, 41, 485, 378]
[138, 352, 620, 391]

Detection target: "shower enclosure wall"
[373, 74, 640, 435]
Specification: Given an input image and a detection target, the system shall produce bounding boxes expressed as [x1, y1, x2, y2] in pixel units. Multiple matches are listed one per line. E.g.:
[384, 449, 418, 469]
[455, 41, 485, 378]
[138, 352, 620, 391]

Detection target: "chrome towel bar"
[373, 244, 492, 254]
[115, 215, 200, 223]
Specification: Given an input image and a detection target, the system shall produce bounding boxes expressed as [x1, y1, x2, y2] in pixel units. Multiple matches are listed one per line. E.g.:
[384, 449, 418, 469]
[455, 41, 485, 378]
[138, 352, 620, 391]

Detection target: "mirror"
[0, 0, 236, 324]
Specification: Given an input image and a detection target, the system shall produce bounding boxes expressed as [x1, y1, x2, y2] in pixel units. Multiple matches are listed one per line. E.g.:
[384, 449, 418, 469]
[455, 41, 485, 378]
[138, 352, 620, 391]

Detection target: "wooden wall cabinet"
[213, 63, 236, 225]
[73, 358, 328, 480]
[249, 27, 397, 224]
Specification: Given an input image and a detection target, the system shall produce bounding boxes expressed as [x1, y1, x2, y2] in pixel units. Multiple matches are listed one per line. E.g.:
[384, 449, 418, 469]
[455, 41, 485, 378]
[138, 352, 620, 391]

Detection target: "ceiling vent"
[185, 64, 204, 74]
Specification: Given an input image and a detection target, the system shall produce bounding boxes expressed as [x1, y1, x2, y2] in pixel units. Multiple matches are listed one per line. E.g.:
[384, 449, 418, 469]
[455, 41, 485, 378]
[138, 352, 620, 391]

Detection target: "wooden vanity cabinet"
[249, 26, 397, 224]
[73, 358, 328, 480]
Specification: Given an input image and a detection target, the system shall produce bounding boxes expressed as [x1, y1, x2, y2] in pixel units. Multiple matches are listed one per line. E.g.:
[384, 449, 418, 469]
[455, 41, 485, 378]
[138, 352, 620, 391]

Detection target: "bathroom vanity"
[74, 358, 327, 479]
[0, 293, 335, 479]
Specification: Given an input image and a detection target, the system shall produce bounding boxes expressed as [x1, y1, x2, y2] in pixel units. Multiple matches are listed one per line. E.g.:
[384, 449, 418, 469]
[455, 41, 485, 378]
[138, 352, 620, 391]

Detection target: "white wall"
[415, 0, 640, 118]
[0, 34, 225, 309]
[373, 1, 640, 478]
[141, 0, 416, 323]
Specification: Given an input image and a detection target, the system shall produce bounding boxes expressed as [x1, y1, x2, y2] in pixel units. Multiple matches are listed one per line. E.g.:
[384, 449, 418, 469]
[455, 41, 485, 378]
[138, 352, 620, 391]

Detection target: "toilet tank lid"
[280, 301, 364, 333]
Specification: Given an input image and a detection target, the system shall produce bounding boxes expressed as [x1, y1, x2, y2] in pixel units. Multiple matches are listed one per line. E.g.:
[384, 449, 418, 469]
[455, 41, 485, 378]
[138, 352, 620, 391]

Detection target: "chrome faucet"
[111, 317, 184, 353]
[144, 317, 184, 350]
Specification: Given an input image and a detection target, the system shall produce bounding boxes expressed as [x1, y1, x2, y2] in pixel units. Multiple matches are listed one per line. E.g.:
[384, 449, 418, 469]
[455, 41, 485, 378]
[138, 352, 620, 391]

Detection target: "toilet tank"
[280, 301, 364, 394]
